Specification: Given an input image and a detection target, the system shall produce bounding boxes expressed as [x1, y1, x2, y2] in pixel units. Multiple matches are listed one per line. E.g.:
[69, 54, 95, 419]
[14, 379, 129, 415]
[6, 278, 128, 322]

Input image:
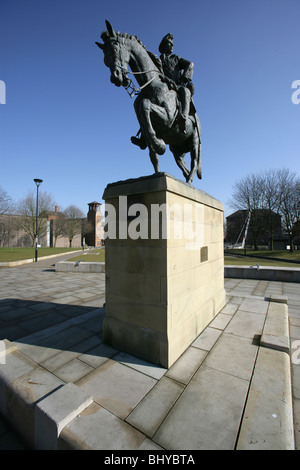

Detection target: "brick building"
[85, 202, 104, 247]
[0, 202, 104, 248]
[225, 209, 286, 249]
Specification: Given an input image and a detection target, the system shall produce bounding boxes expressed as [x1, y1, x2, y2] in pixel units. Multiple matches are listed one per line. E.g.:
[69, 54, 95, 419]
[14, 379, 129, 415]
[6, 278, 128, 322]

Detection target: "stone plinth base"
[102, 173, 226, 368]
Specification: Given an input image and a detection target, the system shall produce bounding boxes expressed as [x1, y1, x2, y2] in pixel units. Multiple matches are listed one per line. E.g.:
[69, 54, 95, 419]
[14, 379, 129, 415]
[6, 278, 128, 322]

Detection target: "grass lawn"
[0, 247, 82, 262]
[68, 249, 105, 263]
[70, 248, 298, 268]
[225, 249, 300, 267]
[225, 249, 300, 261]
[224, 256, 300, 268]
[3, 246, 298, 268]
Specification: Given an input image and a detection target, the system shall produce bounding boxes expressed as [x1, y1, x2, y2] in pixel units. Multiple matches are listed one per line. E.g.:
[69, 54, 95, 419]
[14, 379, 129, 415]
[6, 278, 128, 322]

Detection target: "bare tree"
[16, 190, 57, 247]
[51, 217, 66, 247]
[261, 169, 284, 250]
[228, 168, 300, 250]
[0, 186, 13, 215]
[228, 173, 265, 249]
[63, 205, 85, 247]
[0, 215, 18, 247]
[82, 219, 94, 247]
[278, 171, 300, 251]
[228, 173, 263, 212]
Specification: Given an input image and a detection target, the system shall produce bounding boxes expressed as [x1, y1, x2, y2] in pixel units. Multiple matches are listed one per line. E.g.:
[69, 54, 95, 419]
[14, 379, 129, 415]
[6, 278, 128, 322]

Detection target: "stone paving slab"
[4, 364, 65, 448]
[0, 261, 299, 450]
[191, 326, 222, 350]
[59, 402, 146, 450]
[237, 390, 294, 450]
[237, 348, 294, 450]
[153, 366, 250, 450]
[76, 360, 158, 420]
[260, 301, 290, 353]
[56, 261, 105, 273]
[202, 333, 258, 381]
[1, 289, 294, 450]
[225, 265, 300, 283]
[0, 350, 36, 415]
[224, 310, 265, 339]
[126, 377, 184, 438]
[165, 346, 207, 385]
[35, 383, 93, 450]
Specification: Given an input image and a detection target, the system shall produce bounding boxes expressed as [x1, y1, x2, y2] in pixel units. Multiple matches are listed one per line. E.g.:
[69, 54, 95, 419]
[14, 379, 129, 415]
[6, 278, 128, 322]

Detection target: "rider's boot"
[131, 134, 147, 150]
[178, 87, 191, 134]
[178, 114, 188, 134]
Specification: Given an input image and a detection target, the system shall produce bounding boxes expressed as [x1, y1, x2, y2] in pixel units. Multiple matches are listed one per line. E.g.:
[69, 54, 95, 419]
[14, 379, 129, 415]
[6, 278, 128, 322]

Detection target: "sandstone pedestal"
[102, 173, 226, 368]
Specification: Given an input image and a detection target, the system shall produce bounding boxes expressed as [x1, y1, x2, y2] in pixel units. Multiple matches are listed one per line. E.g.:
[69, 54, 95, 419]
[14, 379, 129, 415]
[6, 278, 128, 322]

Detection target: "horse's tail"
[197, 140, 202, 179]
[195, 113, 202, 180]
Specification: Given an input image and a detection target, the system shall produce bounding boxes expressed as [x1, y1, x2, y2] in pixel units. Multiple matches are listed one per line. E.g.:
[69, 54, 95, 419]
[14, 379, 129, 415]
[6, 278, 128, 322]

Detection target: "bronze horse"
[96, 21, 202, 184]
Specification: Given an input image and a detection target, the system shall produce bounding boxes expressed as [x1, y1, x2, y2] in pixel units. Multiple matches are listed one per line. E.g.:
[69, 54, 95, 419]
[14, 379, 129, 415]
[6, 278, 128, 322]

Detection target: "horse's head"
[96, 20, 130, 87]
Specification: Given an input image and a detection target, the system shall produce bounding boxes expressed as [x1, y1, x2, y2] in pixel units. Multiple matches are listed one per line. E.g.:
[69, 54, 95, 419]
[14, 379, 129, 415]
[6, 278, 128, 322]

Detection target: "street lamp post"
[34, 178, 43, 262]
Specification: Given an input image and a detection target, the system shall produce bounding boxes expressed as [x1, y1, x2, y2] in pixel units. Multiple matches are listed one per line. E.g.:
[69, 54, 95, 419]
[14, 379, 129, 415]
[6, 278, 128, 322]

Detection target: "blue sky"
[0, 0, 299, 219]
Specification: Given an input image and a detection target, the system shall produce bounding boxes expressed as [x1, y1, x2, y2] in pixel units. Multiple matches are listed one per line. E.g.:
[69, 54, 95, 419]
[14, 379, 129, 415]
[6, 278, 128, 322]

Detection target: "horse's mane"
[101, 30, 146, 50]
[101, 30, 163, 72]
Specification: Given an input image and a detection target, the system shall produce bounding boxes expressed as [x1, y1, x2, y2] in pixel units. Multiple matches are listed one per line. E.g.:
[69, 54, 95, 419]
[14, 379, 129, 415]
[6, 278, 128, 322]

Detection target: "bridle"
[107, 37, 161, 98]
[121, 68, 161, 98]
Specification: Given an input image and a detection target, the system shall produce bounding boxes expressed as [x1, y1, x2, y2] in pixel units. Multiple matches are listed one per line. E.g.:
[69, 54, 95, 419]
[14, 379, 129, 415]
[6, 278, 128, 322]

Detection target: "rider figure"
[159, 33, 194, 134]
[131, 33, 195, 148]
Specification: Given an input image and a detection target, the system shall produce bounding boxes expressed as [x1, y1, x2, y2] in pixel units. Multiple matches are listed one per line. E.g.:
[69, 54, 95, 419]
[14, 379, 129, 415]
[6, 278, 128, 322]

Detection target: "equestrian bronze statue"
[96, 21, 202, 184]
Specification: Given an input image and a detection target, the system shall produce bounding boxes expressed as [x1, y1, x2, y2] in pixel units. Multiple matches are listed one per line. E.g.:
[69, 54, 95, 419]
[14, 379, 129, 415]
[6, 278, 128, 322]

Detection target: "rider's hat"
[159, 33, 173, 53]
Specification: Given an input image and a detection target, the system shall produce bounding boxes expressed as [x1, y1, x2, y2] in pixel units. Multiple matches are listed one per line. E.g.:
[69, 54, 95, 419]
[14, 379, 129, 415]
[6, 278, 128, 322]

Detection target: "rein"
[120, 67, 161, 98]
[110, 35, 161, 98]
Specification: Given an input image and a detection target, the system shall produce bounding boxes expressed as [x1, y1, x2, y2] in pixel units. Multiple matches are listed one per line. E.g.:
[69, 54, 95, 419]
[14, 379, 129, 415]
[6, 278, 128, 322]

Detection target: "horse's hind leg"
[178, 156, 190, 182]
[186, 130, 200, 184]
[170, 145, 190, 182]
[149, 148, 160, 173]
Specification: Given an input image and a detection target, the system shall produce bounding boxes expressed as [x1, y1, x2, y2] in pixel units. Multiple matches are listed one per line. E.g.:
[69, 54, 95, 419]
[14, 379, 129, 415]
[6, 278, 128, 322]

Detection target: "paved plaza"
[0, 253, 299, 450]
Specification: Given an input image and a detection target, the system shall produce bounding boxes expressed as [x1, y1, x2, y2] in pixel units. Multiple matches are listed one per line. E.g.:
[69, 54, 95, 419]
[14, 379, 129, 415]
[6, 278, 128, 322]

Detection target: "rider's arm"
[178, 58, 194, 85]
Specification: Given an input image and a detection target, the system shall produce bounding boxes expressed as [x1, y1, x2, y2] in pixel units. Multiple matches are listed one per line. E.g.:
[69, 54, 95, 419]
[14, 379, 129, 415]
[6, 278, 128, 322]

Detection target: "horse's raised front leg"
[134, 97, 160, 173]
[138, 98, 166, 155]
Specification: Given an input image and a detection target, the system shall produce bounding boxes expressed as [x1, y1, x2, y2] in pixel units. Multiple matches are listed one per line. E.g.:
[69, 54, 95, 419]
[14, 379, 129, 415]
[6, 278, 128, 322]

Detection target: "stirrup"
[131, 136, 147, 150]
